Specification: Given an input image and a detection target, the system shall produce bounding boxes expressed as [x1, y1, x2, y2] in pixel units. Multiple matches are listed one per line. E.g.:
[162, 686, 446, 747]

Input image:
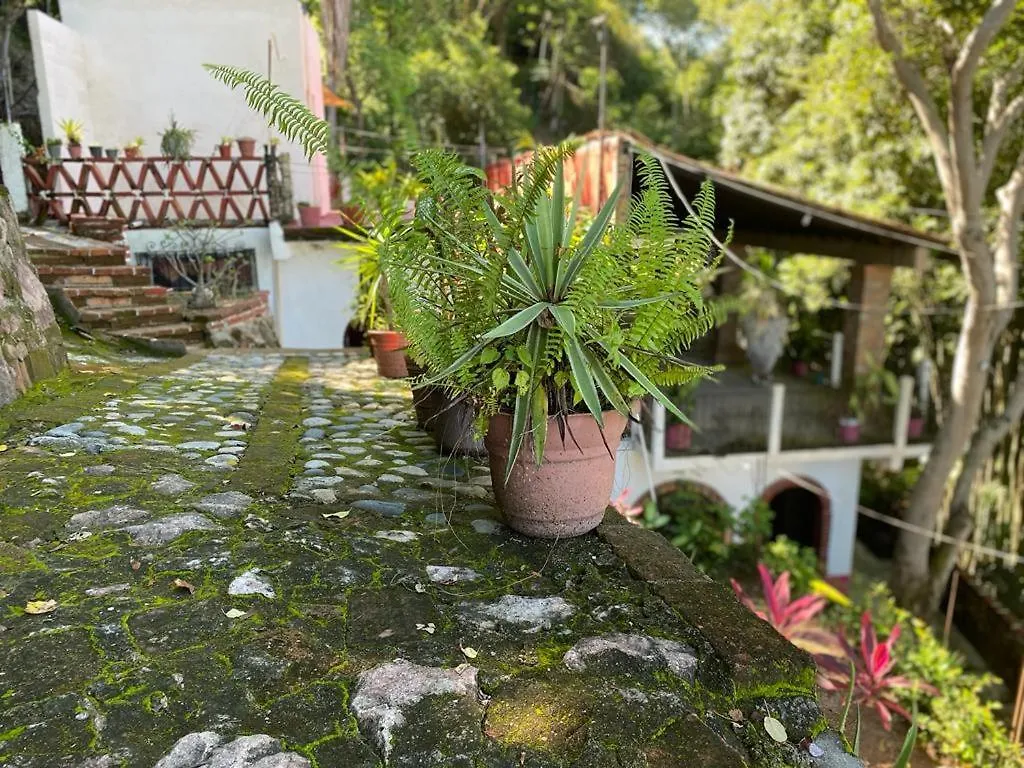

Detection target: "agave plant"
[731, 563, 843, 657]
[818, 612, 936, 731]
[387, 145, 722, 480]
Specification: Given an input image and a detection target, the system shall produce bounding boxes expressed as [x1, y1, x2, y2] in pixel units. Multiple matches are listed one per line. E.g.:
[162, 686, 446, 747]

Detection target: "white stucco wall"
[0, 124, 29, 213]
[123, 227, 275, 306]
[27, 10, 95, 142]
[612, 444, 862, 578]
[274, 241, 357, 349]
[36, 0, 326, 209]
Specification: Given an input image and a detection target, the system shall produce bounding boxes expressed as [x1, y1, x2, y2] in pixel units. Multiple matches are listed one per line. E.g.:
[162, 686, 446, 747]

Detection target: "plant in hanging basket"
[385, 146, 723, 537]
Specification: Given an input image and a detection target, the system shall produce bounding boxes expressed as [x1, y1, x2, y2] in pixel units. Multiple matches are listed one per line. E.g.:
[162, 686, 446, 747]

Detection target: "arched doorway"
[760, 477, 831, 566]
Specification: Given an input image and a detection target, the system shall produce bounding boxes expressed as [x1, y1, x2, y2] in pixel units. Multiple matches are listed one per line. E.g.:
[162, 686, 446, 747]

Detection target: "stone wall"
[0, 188, 67, 406]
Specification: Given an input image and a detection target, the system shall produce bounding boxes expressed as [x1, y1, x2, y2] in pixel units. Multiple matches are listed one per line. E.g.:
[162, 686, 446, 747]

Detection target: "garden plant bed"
[0, 346, 854, 767]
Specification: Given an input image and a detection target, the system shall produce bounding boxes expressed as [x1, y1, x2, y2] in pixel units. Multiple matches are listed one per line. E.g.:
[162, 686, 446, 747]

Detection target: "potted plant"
[124, 137, 144, 159]
[907, 405, 925, 439]
[45, 137, 63, 162]
[840, 363, 898, 444]
[217, 136, 233, 158]
[385, 147, 722, 538]
[664, 380, 699, 452]
[738, 257, 789, 383]
[88, 144, 103, 159]
[59, 119, 84, 159]
[296, 201, 321, 228]
[104, 147, 119, 160]
[160, 116, 196, 160]
[237, 136, 257, 158]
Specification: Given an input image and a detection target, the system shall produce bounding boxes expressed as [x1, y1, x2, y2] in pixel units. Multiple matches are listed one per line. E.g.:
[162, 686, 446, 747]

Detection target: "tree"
[867, 0, 1024, 613]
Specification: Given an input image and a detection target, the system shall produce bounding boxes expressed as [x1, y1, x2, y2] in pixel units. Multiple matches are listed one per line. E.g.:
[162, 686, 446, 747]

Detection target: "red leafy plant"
[731, 563, 843, 657]
[818, 612, 936, 731]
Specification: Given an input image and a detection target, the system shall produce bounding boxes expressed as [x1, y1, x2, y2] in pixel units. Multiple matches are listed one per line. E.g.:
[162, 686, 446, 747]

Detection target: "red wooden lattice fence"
[22, 157, 271, 227]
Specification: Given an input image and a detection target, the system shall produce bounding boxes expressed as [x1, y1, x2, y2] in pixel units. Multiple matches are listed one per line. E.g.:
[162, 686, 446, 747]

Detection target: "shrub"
[760, 536, 819, 594]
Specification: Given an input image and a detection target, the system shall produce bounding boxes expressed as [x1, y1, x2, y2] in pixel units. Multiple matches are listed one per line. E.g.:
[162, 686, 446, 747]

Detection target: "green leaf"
[506, 247, 545, 301]
[605, 344, 688, 423]
[549, 304, 576, 336]
[531, 384, 548, 463]
[491, 368, 511, 391]
[892, 722, 917, 768]
[556, 177, 623, 295]
[551, 160, 565, 256]
[564, 336, 604, 426]
[480, 347, 500, 365]
[583, 348, 630, 415]
[503, 325, 548, 483]
[483, 302, 549, 339]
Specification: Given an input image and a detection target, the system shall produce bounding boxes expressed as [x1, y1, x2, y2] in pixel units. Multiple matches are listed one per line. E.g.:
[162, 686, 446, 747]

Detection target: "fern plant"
[386, 145, 724, 481]
[204, 64, 330, 159]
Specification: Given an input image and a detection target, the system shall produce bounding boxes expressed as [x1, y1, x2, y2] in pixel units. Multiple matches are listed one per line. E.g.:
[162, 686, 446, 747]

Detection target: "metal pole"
[942, 567, 959, 647]
[1012, 658, 1024, 742]
[597, 23, 607, 133]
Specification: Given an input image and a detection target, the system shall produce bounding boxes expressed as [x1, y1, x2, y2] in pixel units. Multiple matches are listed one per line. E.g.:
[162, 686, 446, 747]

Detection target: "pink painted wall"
[300, 13, 331, 213]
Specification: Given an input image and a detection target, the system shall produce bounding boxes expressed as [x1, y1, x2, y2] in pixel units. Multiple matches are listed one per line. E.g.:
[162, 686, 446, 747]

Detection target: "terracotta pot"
[217, 144, 232, 159]
[237, 138, 257, 158]
[485, 410, 629, 538]
[838, 417, 860, 444]
[297, 205, 321, 228]
[68, 143, 83, 159]
[907, 416, 924, 439]
[665, 422, 692, 452]
[791, 360, 810, 378]
[367, 329, 409, 378]
[124, 147, 140, 159]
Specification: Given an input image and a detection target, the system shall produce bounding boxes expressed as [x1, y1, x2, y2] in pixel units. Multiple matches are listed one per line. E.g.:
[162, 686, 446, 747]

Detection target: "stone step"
[35, 264, 153, 288]
[28, 246, 128, 268]
[61, 285, 172, 309]
[110, 321, 205, 344]
[78, 303, 184, 330]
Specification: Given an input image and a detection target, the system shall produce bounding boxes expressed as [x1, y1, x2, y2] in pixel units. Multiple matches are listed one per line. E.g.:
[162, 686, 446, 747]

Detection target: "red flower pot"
[792, 360, 810, 378]
[68, 144, 83, 159]
[367, 329, 409, 378]
[665, 423, 692, 451]
[297, 205, 321, 228]
[237, 138, 257, 158]
[838, 417, 860, 444]
[486, 410, 629, 538]
[124, 147, 140, 159]
[907, 416, 924, 439]
[217, 144, 232, 159]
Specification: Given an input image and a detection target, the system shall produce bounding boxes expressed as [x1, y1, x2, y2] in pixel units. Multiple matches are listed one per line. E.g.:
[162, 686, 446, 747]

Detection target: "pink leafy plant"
[818, 612, 936, 731]
[731, 563, 843, 658]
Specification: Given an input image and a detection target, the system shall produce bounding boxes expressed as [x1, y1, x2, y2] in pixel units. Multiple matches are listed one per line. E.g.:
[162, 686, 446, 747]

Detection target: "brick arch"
[760, 476, 831, 568]
[641, 479, 728, 508]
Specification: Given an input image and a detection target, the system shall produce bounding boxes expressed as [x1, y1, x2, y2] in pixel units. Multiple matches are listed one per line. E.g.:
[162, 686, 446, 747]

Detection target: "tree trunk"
[893, 288, 993, 613]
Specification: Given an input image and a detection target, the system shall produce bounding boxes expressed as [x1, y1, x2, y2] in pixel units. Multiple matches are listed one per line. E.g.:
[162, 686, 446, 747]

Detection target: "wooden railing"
[22, 156, 271, 227]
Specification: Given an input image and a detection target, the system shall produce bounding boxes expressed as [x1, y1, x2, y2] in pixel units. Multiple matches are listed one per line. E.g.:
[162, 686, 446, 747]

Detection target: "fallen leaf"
[0, 590, 9, 599]
[414, 583, 426, 594]
[763, 716, 788, 743]
[224, 608, 247, 619]
[728, 709, 744, 723]
[416, 622, 436, 635]
[455, 663, 471, 674]
[0, 444, 8, 453]
[461, 646, 479, 660]
[25, 599, 57, 615]
[172, 579, 196, 595]
[130, 559, 142, 571]
[321, 510, 351, 520]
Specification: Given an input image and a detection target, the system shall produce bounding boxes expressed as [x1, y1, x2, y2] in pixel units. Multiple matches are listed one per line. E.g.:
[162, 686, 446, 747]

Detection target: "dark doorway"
[768, 487, 823, 552]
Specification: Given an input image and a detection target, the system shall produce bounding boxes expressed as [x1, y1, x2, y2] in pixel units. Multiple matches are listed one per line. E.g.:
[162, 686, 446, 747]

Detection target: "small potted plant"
[160, 116, 196, 161]
[839, 394, 862, 444]
[236, 136, 257, 158]
[88, 144, 103, 159]
[839, 363, 898, 444]
[104, 147, 119, 160]
[217, 136, 233, 158]
[296, 201, 320, 228]
[124, 137, 144, 159]
[45, 137, 63, 162]
[664, 380, 699, 452]
[386, 147, 723, 537]
[907, 405, 925, 439]
[59, 119, 84, 159]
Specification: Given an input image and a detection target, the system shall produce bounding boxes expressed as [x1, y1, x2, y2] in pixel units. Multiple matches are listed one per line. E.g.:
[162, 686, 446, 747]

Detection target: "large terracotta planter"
[367, 329, 408, 378]
[485, 410, 629, 538]
[297, 205, 321, 228]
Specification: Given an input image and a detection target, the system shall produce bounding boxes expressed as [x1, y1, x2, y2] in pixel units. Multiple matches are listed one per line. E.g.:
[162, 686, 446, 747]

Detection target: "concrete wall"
[0, 124, 29, 213]
[27, 10, 94, 141]
[33, 0, 327, 210]
[612, 444, 862, 578]
[274, 241, 357, 349]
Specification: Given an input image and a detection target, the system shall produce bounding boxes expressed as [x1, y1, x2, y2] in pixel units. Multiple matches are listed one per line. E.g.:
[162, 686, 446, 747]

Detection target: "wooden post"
[889, 375, 914, 471]
[651, 400, 666, 469]
[1012, 658, 1024, 743]
[830, 332, 844, 389]
[942, 568, 960, 647]
[768, 383, 786, 456]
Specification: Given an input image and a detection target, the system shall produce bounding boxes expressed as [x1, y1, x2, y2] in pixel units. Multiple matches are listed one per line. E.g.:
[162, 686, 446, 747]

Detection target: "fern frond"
[204, 64, 329, 159]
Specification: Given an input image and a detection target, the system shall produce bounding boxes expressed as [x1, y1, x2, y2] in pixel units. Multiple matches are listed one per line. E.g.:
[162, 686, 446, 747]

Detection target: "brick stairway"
[22, 228, 205, 344]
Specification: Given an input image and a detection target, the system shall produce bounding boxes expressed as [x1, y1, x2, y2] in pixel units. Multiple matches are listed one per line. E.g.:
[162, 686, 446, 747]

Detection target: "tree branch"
[867, 0, 957, 207]
[980, 89, 1024, 188]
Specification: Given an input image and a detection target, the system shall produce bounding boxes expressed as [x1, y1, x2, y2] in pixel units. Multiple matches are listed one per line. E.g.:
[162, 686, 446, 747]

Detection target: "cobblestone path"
[0, 350, 839, 768]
